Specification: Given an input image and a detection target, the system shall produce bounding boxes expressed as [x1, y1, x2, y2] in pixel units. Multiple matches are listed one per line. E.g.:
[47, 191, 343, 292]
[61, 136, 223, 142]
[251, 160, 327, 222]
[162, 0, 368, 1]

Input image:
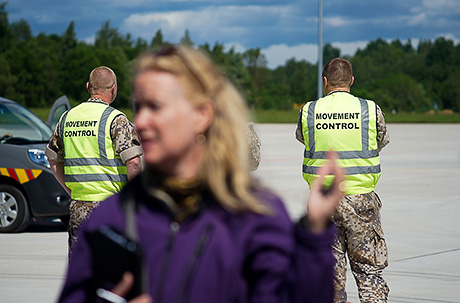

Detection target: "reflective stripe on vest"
[65, 173, 127, 183]
[59, 102, 128, 201]
[301, 94, 380, 195]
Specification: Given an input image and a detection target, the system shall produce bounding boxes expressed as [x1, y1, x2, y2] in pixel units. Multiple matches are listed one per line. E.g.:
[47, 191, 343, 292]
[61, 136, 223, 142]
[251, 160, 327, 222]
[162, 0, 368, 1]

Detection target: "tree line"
[1, 3, 459, 113]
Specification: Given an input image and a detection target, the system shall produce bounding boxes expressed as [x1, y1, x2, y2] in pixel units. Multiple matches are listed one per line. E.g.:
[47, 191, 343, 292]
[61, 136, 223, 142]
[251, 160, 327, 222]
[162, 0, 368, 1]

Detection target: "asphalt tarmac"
[1, 123, 459, 303]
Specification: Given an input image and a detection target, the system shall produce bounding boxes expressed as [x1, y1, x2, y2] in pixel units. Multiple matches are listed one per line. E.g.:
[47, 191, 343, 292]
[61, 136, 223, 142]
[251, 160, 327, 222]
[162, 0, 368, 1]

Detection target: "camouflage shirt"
[46, 97, 143, 164]
[248, 122, 261, 171]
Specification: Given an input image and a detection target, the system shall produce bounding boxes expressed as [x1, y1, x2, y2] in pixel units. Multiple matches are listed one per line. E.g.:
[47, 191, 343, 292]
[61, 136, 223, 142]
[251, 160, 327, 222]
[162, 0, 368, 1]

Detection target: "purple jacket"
[58, 177, 335, 303]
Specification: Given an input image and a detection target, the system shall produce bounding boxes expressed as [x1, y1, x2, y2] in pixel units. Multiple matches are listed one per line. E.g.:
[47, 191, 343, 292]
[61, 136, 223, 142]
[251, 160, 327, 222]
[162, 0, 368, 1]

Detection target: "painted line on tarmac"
[394, 247, 460, 262]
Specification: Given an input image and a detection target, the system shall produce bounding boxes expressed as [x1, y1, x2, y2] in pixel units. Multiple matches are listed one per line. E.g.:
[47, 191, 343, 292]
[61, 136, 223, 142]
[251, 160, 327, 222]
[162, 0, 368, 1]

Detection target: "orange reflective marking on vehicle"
[31, 169, 42, 178]
[0, 167, 42, 184]
[0, 167, 8, 177]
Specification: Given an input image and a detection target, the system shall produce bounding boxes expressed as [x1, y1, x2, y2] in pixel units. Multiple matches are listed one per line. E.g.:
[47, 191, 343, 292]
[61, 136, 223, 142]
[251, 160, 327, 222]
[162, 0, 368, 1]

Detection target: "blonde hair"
[134, 45, 269, 214]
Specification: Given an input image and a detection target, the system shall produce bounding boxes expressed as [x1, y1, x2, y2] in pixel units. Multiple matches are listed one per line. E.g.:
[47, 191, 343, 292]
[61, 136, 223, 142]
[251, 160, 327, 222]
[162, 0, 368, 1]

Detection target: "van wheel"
[0, 185, 30, 233]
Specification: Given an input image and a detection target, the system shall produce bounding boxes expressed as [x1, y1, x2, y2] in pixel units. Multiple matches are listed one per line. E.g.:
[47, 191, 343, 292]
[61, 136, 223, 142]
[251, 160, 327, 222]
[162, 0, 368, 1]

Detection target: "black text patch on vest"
[64, 130, 97, 137]
[64, 120, 98, 137]
[315, 112, 360, 130]
[65, 120, 98, 128]
[315, 112, 360, 120]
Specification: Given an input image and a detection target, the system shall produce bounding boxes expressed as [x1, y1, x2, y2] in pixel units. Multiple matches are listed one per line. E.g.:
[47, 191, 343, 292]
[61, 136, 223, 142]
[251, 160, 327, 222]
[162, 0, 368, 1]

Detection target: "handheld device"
[88, 225, 144, 302]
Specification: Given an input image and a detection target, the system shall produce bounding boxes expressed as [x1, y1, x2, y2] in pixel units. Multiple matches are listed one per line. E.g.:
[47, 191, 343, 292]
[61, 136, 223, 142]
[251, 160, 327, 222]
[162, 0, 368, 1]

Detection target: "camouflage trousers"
[68, 199, 100, 258]
[332, 191, 389, 303]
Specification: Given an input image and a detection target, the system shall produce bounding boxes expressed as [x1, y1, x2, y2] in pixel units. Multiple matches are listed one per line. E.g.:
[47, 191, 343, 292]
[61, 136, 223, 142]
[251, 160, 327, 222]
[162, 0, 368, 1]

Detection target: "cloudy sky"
[7, 0, 460, 68]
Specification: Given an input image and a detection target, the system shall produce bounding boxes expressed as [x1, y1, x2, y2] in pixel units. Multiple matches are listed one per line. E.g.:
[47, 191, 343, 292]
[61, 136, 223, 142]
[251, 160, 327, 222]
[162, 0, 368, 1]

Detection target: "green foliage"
[323, 43, 341, 64]
[0, 53, 16, 97]
[252, 109, 300, 123]
[0, 2, 13, 52]
[361, 73, 431, 112]
[10, 18, 31, 42]
[59, 43, 99, 102]
[384, 112, 460, 123]
[60, 21, 77, 59]
[0, 2, 459, 116]
[151, 29, 167, 50]
[180, 29, 193, 47]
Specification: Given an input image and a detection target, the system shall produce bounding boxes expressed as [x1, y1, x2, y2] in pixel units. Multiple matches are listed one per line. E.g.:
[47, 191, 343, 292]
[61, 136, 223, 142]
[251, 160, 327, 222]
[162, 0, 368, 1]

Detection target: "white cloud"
[331, 41, 368, 57]
[262, 44, 318, 69]
[422, 0, 460, 13]
[121, 5, 296, 44]
[408, 12, 427, 26]
[325, 17, 349, 27]
[8, 0, 460, 54]
[84, 35, 95, 45]
[431, 34, 460, 44]
[260, 41, 368, 69]
[224, 42, 247, 53]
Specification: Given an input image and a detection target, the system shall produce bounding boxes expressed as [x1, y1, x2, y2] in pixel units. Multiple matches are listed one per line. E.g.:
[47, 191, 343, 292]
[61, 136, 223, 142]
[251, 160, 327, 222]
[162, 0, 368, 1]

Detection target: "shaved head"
[88, 66, 117, 94]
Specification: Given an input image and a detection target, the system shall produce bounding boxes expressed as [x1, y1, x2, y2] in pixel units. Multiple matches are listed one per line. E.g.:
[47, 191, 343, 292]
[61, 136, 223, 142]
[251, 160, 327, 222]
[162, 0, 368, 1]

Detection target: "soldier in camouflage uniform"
[296, 58, 390, 302]
[46, 67, 143, 257]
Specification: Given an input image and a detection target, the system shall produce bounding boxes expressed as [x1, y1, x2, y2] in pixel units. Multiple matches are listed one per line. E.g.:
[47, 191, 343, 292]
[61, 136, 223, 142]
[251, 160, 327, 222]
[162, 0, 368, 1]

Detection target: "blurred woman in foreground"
[57, 45, 344, 303]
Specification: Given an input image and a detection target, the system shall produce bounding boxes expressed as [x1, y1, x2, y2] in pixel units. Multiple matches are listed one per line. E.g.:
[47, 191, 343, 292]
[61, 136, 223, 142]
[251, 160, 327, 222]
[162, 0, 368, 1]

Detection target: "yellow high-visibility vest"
[301, 92, 380, 195]
[59, 102, 128, 201]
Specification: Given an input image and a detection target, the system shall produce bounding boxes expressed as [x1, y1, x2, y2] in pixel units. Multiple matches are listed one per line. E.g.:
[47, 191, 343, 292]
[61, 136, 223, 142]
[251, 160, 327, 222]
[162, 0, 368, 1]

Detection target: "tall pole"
[317, 0, 323, 99]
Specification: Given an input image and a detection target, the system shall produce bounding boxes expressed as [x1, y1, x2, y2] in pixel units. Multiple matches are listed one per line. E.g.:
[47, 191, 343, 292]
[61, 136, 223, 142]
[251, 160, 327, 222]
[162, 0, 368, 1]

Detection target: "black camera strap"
[121, 194, 148, 294]
[123, 196, 138, 242]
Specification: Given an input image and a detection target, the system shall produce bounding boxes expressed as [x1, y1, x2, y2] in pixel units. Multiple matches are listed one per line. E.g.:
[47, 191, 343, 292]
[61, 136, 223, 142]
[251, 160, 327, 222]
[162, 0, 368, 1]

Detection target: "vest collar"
[87, 97, 108, 105]
[327, 90, 351, 96]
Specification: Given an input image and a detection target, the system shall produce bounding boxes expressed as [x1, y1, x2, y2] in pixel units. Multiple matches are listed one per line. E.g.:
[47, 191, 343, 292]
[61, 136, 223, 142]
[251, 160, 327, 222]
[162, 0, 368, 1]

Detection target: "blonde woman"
[58, 45, 344, 303]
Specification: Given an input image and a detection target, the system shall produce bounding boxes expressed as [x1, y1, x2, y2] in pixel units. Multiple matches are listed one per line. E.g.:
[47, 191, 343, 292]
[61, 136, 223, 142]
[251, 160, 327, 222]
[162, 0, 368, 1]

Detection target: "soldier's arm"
[45, 126, 71, 195]
[295, 108, 305, 144]
[48, 159, 71, 196]
[111, 115, 144, 180]
[376, 105, 390, 152]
